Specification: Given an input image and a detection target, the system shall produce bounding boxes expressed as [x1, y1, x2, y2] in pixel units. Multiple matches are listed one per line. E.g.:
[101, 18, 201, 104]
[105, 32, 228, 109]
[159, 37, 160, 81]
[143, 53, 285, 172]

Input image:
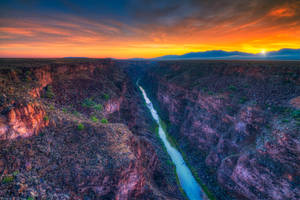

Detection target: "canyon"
[0, 59, 299, 200]
[141, 60, 300, 200]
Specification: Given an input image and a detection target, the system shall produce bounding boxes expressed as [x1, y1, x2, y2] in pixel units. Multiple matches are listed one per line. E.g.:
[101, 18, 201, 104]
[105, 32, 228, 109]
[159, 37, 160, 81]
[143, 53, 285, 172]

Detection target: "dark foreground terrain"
[0, 59, 184, 200]
[0, 59, 299, 200]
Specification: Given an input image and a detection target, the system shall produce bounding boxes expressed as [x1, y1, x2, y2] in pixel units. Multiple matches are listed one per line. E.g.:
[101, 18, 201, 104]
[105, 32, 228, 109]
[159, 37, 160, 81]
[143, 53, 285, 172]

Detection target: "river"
[139, 85, 205, 200]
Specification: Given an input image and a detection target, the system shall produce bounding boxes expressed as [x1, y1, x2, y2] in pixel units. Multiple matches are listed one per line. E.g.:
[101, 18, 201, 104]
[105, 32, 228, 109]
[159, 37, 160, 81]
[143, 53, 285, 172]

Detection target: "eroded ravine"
[139, 85, 206, 200]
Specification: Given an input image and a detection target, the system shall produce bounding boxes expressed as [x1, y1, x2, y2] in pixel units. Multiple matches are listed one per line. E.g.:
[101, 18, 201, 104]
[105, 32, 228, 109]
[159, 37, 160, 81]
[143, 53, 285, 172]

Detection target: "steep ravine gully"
[1, 59, 299, 200]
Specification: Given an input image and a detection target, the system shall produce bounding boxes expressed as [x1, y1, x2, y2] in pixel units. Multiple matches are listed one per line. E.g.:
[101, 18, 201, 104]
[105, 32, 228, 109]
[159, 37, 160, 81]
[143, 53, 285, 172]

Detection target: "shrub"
[239, 97, 248, 104]
[82, 98, 96, 108]
[103, 93, 110, 100]
[49, 105, 55, 110]
[2, 175, 13, 184]
[292, 110, 300, 119]
[202, 87, 208, 92]
[91, 116, 99, 122]
[73, 111, 79, 117]
[228, 85, 237, 91]
[101, 118, 108, 124]
[62, 108, 67, 113]
[43, 116, 49, 121]
[45, 85, 55, 99]
[94, 104, 103, 111]
[77, 123, 84, 131]
[12, 171, 19, 176]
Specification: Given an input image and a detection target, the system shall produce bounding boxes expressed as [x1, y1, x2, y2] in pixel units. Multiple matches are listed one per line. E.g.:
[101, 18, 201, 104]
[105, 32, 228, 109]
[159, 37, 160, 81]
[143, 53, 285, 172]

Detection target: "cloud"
[0, 0, 300, 58]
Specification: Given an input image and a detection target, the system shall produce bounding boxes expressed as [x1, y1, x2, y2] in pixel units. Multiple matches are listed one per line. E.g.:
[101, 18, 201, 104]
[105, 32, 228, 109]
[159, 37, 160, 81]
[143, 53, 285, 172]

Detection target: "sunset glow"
[1, 0, 300, 58]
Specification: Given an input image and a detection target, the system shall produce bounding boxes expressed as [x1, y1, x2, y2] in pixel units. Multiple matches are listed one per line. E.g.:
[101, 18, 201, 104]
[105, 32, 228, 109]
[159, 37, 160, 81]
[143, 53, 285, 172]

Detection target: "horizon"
[1, 1, 300, 58]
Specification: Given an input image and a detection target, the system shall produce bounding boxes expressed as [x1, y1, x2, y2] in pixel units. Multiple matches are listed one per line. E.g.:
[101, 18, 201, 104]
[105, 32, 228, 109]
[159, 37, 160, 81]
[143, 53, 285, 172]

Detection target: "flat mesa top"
[0, 58, 113, 69]
[0, 58, 300, 69]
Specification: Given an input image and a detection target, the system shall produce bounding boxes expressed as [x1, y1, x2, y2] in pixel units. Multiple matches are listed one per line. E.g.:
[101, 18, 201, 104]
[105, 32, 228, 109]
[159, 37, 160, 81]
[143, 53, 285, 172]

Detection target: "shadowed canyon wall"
[141, 60, 300, 200]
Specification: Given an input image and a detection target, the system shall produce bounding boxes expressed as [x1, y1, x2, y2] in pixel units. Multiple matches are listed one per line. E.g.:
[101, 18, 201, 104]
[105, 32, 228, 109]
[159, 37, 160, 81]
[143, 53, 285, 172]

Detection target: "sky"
[0, 0, 300, 58]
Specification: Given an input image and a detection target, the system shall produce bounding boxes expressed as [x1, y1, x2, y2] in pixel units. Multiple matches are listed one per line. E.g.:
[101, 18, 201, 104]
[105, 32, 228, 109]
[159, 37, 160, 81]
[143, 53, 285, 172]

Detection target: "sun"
[261, 49, 266, 55]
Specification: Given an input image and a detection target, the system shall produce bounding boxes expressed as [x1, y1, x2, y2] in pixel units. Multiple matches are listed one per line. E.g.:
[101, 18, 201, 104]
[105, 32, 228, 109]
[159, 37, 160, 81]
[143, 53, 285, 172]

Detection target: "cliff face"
[142, 61, 300, 200]
[0, 59, 183, 200]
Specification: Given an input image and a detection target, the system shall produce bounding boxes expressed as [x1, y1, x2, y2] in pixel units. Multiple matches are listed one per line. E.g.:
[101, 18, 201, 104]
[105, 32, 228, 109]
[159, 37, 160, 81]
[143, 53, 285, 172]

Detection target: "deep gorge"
[0, 59, 299, 200]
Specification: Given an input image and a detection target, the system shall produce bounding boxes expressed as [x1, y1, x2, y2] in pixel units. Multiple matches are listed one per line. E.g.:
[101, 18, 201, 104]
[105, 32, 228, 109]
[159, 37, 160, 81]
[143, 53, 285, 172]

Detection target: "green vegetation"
[103, 93, 110, 100]
[45, 85, 55, 99]
[282, 119, 289, 123]
[77, 123, 84, 131]
[93, 104, 103, 111]
[202, 87, 208, 92]
[271, 106, 292, 114]
[207, 91, 214, 95]
[27, 197, 34, 200]
[101, 118, 108, 124]
[239, 96, 249, 104]
[292, 109, 300, 119]
[82, 98, 103, 111]
[2, 175, 14, 184]
[43, 115, 49, 121]
[73, 111, 79, 117]
[228, 85, 237, 91]
[12, 170, 19, 176]
[49, 105, 55, 110]
[91, 116, 99, 122]
[62, 108, 67, 113]
[82, 98, 96, 108]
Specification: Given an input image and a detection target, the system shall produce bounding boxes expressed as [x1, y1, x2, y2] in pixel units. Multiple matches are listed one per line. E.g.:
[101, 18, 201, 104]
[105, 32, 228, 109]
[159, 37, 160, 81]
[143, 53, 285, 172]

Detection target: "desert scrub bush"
[91, 116, 99, 122]
[45, 85, 55, 99]
[292, 110, 300, 119]
[239, 96, 248, 104]
[82, 98, 96, 108]
[103, 93, 110, 100]
[62, 108, 67, 113]
[43, 115, 49, 121]
[282, 119, 289, 123]
[2, 175, 14, 184]
[207, 91, 214, 95]
[93, 104, 103, 111]
[101, 118, 108, 124]
[49, 104, 55, 110]
[73, 111, 79, 117]
[271, 106, 292, 114]
[228, 85, 237, 91]
[77, 123, 84, 131]
[82, 98, 103, 111]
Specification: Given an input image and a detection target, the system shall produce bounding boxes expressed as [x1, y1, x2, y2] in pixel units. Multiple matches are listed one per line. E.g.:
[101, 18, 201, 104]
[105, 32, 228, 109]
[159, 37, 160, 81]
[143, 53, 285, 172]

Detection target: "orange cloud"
[269, 7, 295, 17]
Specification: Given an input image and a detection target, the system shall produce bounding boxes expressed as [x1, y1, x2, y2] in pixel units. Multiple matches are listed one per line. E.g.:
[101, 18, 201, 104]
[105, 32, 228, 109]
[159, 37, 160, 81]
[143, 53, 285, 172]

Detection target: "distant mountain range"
[153, 48, 300, 60]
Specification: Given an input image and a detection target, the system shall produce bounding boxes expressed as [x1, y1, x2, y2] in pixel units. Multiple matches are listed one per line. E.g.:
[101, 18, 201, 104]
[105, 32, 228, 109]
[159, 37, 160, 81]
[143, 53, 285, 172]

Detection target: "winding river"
[139, 85, 205, 200]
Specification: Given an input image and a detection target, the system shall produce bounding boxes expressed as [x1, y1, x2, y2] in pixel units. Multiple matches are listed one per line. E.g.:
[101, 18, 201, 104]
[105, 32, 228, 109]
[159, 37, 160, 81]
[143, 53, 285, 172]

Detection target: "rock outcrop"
[0, 59, 184, 200]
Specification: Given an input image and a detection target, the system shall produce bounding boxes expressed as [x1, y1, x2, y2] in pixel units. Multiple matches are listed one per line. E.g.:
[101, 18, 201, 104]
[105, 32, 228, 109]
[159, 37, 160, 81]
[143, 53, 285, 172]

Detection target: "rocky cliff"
[0, 59, 184, 200]
[142, 60, 300, 200]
